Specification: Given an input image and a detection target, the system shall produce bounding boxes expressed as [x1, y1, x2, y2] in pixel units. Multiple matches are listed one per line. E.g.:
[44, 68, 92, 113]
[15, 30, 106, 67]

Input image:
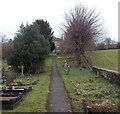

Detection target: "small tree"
[62, 4, 105, 68]
[8, 22, 50, 74]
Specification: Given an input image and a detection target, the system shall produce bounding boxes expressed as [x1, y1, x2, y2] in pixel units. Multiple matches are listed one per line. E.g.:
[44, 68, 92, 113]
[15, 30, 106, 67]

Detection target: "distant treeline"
[95, 43, 120, 50]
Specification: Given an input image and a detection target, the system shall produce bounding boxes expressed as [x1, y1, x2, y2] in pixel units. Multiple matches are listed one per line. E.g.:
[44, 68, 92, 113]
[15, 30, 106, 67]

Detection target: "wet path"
[48, 58, 71, 112]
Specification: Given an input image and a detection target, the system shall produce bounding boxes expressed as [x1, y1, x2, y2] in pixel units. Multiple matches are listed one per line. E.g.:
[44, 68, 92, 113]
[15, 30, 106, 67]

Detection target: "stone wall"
[92, 66, 120, 86]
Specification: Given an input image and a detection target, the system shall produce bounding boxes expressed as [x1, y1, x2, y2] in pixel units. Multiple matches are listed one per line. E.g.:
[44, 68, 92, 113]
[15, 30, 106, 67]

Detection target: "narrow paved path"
[48, 57, 71, 112]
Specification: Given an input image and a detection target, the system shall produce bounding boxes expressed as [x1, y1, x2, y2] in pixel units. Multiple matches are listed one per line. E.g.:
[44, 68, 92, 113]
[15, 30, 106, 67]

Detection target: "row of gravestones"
[1, 86, 32, 110]
[0, 77, 15, 84]
[63, 60, 70, 75]
[63, 57, 86, 75]
[1, 78, 32, 110]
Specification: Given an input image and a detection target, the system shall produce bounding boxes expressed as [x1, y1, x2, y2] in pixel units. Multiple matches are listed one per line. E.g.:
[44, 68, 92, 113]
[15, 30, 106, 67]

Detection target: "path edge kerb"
[55, 56, 73, 112]
[46, 57, 53, 112]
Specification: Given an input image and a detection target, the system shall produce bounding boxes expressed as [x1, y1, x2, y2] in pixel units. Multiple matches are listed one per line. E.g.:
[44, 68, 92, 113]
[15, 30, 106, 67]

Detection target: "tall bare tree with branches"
[62, 4, 105, 69]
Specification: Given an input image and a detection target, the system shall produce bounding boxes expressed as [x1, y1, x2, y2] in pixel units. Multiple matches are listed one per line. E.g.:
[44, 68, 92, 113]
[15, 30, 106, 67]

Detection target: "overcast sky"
[0, 0, 119, 41]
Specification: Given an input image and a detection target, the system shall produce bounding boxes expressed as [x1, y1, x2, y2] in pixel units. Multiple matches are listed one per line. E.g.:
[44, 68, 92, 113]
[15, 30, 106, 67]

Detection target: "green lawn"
[2, 56, 52, 112]
[91, 49, 119, 72]
[57, 55, 120, 112]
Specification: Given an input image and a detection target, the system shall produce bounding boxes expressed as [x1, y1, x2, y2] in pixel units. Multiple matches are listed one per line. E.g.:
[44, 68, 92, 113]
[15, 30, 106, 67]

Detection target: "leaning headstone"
[64, 60, 68, 68]
[65, 65, 71, 75]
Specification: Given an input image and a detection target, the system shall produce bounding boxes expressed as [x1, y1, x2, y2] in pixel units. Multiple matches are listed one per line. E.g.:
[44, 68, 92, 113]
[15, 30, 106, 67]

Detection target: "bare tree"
[2, 42, 13, 60]
[62, 4, 105, 69]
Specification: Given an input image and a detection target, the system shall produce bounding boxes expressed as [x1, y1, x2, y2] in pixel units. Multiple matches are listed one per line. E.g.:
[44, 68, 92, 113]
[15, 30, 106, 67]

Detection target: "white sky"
[0, 0, 119, 41]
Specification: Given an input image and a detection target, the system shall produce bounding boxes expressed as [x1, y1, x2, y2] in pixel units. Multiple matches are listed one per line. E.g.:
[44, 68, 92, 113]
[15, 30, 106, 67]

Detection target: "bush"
[8, 22, 50, 74]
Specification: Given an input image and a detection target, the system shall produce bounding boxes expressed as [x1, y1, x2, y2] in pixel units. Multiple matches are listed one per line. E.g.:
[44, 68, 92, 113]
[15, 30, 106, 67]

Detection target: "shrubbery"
[8, 22, 50, 74]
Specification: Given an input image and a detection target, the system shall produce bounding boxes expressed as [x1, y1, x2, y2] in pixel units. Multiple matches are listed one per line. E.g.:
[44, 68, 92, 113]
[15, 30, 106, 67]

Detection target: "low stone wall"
[92, 66, 120, 86]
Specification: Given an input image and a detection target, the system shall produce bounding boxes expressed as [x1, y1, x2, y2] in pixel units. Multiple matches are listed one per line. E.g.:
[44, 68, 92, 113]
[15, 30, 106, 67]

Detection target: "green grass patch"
[57, 55, 120, 112]
[91, 49, 119, 71]
[2, 56, 52, 112]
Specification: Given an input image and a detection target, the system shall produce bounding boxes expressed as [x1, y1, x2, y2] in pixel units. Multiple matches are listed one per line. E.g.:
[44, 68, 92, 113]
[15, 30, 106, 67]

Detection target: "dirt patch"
[82, 99, 120, 112]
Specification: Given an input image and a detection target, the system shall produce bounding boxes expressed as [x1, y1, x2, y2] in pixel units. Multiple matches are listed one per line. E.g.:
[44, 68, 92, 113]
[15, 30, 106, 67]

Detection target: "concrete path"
[48, 57, 71, 112]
